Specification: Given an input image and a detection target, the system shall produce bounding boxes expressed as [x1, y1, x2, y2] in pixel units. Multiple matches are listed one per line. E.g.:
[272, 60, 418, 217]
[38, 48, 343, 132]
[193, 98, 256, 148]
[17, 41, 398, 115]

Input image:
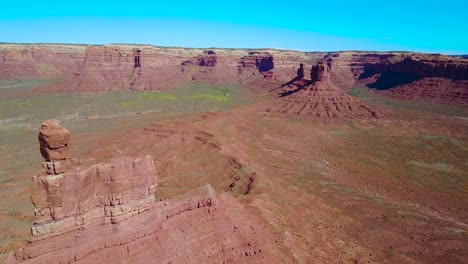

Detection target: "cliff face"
[360, 57, 468, 84]
[326, 52, 468, 104]
[1, 43, 466, 104]
[31, 154, 157, 239]
[0, 44, 323, 92]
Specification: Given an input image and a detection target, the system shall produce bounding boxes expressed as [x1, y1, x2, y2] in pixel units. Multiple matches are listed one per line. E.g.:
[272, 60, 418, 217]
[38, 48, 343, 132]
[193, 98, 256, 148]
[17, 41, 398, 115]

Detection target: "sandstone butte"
[267, 60, 384, 119]
[1, 120, 281, 263]
[0, 44, 467, 108]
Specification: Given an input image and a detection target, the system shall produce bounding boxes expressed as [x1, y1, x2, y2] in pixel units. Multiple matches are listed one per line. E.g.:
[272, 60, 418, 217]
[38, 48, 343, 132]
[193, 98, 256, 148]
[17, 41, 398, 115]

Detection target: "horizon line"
[1, 42, 464, 56]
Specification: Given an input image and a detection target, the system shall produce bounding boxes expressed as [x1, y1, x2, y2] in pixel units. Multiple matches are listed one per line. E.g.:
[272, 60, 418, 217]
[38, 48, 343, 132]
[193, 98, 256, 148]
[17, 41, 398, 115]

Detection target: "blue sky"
[1, 0, 467, 54]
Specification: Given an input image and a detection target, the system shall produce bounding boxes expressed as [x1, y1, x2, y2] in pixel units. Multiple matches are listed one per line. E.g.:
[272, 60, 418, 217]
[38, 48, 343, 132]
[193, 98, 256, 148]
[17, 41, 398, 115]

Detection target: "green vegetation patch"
[0, 79, 55, 97]
[190, 93, 229, 102]
[137, 92, 177, 101]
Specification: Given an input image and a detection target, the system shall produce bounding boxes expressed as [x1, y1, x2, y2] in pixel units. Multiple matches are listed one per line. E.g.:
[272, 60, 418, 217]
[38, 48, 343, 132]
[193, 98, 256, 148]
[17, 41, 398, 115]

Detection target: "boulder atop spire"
[38, 119, 70, 162]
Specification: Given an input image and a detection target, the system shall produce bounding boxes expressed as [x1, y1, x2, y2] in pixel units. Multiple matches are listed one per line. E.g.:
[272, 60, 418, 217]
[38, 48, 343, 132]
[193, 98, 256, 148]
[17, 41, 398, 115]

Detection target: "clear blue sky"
[1, 0, 467, 54]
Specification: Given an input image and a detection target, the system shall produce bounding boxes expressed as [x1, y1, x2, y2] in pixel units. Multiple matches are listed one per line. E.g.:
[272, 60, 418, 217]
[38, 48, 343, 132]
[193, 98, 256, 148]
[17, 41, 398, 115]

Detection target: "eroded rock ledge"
[2, 121, 275, 263]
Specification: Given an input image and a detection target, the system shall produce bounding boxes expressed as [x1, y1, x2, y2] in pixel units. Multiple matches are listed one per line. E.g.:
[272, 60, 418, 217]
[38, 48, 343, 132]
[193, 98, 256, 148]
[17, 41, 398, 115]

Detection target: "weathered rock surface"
[197, 50, 217, 67]
[38, 120, 70, 161]
[9, 184, 279, 263]
[0, 44, 324, 92]
[31, 153, 157, 235]
[238, 51, 274, 73]
[9, 157, 279, 263]
[1, 122, 282, 263]
[310, 62, 325, 83]
[379, 78, 468, 104]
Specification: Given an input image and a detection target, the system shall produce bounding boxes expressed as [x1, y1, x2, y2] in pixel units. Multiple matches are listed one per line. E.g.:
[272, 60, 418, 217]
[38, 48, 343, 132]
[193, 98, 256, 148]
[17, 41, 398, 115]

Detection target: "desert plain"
[0, 43, 466, 263]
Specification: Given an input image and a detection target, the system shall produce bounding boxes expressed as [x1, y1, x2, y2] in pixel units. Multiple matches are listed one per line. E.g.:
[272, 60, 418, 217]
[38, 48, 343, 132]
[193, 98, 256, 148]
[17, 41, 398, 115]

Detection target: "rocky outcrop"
[326, 52, 468, 104]
[297, 63, 304, 79]
[11, 184, 278, 264]
[181, 50, 217, 68]
[31, 153, 157, 239]
[360, 57, 468, 85]
[2, 120, 281, 263]
[238, 52, 274, 73]
[38, 120, 70, 161]
[197, 50, 217, 67]
[134, 48, 141, 68]
[238, 52, 274, 79]
[310, 62, 325, 83]
[268, 61, 384, 120]
[379, 78, 468, 104]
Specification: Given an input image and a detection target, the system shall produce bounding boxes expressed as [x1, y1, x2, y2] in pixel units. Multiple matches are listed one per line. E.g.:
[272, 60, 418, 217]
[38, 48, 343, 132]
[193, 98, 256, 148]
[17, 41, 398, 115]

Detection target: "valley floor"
[0, 81, 467, 263]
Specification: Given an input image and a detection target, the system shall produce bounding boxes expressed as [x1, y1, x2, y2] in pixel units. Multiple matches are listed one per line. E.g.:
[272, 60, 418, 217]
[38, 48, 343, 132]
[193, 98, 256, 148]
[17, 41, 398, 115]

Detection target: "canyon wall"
[326, 52, 468, 104]
[1, 43, 466, 104]
[0, 44, 324, 92]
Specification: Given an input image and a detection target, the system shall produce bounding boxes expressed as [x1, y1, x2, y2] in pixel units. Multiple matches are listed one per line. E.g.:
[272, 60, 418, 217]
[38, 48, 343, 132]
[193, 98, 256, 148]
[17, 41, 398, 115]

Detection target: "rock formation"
[182, 50, 217, 68]
[238, 51, 274, 76]
[38, 120, 70, 162]
[31, 152, 157, 238]
[297, 63, 304, 79]
[3, 120, 280, 263]
[134, 48, 141, 68]
[197, 50, 217, 67]
[310, 62, 325, 83]
[269, 61, 384, 119]
[325, 52, 468, 104]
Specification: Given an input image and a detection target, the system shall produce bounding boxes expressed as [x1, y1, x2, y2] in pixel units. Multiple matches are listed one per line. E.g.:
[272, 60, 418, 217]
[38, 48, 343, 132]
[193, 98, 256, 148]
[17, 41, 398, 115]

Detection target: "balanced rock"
[38, 120, 70, 161]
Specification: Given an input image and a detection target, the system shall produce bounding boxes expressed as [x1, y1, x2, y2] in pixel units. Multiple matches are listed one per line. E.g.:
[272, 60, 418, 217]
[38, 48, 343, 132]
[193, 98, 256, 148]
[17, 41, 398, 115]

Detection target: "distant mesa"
[238, 52, 274, 74]
[334, 52, 468, 104]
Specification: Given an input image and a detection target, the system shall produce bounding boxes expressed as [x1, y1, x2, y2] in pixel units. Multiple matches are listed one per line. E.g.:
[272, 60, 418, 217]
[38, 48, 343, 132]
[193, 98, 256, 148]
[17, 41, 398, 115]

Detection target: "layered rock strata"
[0, 44, 323, 92]
[1, 43, 465, 104]
[238, 52, 275, 80]
[326, 52, 468, 104]
[31, 153, 157, 239]
[3, 121, 277, 263]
